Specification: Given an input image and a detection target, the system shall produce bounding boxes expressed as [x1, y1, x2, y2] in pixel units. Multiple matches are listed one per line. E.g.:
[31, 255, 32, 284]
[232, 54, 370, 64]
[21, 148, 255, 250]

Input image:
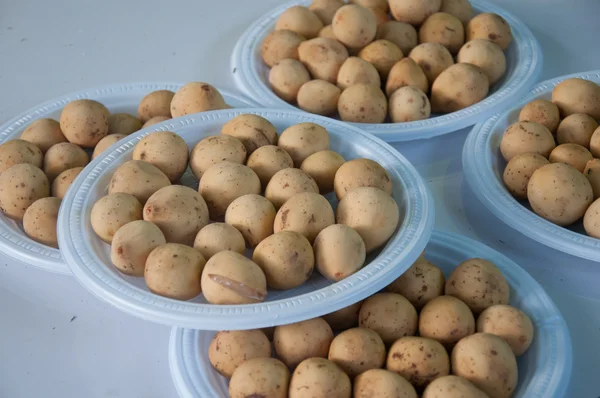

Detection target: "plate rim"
[463, 69, 600, 262]
[57, 107, 435, 329]
[230, 0, 543, 142]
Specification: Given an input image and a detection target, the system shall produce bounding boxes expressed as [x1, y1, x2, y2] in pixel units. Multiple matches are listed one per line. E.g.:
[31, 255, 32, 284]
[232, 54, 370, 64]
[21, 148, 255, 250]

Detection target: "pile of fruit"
[0, 82, 230, 248]
[500, 77, 600, 237]
[208, 255, 534, 398]
[89, 115, 401, 302]
[262, 0, 512, 123]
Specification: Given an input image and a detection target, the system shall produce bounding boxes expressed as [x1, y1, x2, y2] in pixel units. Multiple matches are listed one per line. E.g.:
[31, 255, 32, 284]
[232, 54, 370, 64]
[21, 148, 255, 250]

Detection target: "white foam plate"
[231, 0, 542, 142]
[0, 83, 258, 274]
[168, 230, 572, 398]
[463, 70, 600, 262]
[58, 108, 434, 329]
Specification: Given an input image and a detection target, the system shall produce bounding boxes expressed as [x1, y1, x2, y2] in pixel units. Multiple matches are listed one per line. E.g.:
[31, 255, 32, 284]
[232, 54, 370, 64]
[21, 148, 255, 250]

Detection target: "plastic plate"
[231, 0, 542, 142]
[0, 83, 258, 274]
[58, 108, 434, 329]
[168, 230, 572, 398]
[463, 70, 600, 262]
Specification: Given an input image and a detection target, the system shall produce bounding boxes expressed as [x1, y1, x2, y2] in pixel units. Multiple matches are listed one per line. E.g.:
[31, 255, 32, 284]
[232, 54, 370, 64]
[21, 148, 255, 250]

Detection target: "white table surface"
[1, 0, 599, 397]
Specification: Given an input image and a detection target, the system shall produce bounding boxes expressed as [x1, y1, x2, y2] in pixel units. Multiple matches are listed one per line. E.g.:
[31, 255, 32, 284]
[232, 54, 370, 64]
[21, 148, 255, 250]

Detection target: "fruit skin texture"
[200, 251, 267, 305]
[430, 63, 489, 113]
[502, 154, 549, 200]
[314, 224, 366, 282]
[110, 220, 166, 276]
[354, 369, 418, 398]
[444, 258, 509, 314]
[144, 243, 206, 301]
[386, 258, 445, 310]
[358, 292, 418, 345]
[451, 333, 518, 398]
[229, 357, 290, 398]
[389, 0, 442, 26]
[275, 6, 324, 39]
[499, 121, 555, 162]
[274, 318, 334, 369]
[422, 375, 488, 398]
[59, 99, 110, 148]
[418, 295, 475, 347]
[386, 336, 450, 389]
[551, 78, 600, 119]
[332, 5, 377, 49]
[327, 327, 386, 378]
[208, 330, 271, 378]
[252, 231, 314, 290]
[338, 84, 388, 124]
[336, 187, 400, 253]
[476, 304, 534, 356]
[527, 163, 593, 226]
[288, 357, 351, 398]
[465, 12, 512, 50]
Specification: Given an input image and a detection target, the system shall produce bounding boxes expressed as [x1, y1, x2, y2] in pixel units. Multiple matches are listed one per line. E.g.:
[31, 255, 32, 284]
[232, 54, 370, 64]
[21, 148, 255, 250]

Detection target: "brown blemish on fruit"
[280, 209, 289, 226]
[208, 274, 266, 301]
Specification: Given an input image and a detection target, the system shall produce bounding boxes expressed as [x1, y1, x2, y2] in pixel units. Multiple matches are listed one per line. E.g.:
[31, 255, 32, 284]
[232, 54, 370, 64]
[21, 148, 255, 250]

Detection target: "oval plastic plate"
[0, 83, 258, 274]
[168, 230, 572, 398]
[57, 108, 434, 329]
[231, 0, 542, 142]
[463, 70, 600, 262]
